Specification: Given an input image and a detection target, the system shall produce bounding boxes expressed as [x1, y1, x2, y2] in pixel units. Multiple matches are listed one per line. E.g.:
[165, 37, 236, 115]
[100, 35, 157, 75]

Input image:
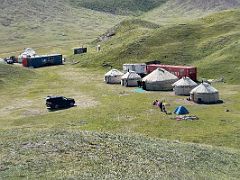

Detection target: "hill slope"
[74, 10, 240, 84]
[0, 0, 125, 56]
[0, 64, 35, 87]
[1, 129, 240, 179]
[143, 0, 240, 24]
[68, 0, 168, 15]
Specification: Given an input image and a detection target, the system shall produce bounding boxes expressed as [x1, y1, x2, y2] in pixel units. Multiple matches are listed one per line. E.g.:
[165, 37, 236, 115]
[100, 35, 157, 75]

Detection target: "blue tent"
[174, 106, 189, 115]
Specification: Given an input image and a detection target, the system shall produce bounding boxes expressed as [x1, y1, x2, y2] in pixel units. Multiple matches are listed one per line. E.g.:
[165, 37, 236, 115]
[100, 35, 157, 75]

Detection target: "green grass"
[0, 61, 240, 178]
[142, 0, 240, 24]
[0, 65, 240, 149]
[1, 129, 240, 179]
[0, 64, 36, 87]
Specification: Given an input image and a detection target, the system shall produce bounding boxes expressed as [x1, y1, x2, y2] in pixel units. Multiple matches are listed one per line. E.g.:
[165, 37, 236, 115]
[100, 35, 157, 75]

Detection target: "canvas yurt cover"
[18, 48, 36, 63]
[142, 68, 178, 91]
[172, 77, 197, 95]
[174, 106, 189, 115]
[104, 69, 124, 84]
[190, 83, 219, 104]
[121, 71, 141, 87]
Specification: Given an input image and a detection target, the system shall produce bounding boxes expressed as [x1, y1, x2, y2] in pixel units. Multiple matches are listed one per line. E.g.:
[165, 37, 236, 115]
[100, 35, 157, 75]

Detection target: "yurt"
[172, 77, 198, 95]
[142, 68, 178, 91]
[190, 83, 219, 104]
[18, 48, 36, 63]
[121, 71, 141, 87]
[104, 69, 124, 84]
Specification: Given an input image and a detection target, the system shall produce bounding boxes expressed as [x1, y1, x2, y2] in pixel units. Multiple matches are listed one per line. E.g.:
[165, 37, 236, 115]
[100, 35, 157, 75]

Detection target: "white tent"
[104, 69, 124, 84]
[190, 83, 219, 103]
[142, 68, 178, 91]
[172, 77, 198, 95]
[121, 71, 141, 87]
[21, 48, 36, 56]
[18, 48, 36, 63]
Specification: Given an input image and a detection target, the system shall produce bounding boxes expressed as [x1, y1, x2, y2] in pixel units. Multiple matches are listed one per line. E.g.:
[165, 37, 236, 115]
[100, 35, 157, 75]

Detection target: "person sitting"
[153, 100, 158, 106]
[162, 104, 167, 114]
[159, 101, 163, 111]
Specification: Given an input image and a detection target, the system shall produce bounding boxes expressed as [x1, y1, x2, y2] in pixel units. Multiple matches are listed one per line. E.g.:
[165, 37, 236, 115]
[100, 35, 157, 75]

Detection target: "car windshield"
[63, 97, 68, 100]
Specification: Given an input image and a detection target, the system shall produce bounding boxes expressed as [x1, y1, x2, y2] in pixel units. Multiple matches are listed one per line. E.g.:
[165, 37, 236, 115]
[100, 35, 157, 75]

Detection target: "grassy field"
[1, 64, 240, 149]
[1, 129, 240, 179]
[0, 63, 240, 178]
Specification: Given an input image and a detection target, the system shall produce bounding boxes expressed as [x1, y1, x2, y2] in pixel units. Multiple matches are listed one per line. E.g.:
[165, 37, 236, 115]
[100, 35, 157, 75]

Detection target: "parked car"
[46, 96, 75, 109]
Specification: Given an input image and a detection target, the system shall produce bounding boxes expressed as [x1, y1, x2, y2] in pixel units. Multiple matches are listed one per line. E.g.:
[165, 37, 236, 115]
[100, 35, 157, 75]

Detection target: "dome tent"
[142, 68, 178, 91]
[174, 106, 189, 115]
[104, 69, 124, 84]
[190, 83, 219, 104]
[121, 71, 141, 87]
[172, 77, 197, 95]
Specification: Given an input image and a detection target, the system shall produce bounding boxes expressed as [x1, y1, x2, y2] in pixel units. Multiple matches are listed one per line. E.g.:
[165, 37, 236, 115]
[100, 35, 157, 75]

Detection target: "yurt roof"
[142, 68, 178, 82]
[20, 48, 36, 57]
[105, 69, 124, 76]
[172, 77, 197, 87]
[121, 71, 141, 79]
[190, 83, 218, 94]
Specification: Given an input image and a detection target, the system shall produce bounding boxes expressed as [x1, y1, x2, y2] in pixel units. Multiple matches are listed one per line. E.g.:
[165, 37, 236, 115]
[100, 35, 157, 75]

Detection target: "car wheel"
[54, 104, 59, 109]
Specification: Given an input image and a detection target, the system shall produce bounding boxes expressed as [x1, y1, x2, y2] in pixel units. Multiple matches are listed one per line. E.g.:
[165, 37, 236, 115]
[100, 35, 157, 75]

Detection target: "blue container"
[26, 54, 62, 68]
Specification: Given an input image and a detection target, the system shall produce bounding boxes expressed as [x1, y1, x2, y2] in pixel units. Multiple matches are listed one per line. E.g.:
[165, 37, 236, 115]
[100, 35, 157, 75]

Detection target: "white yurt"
[172, 77, 198, 95]
[104, 69, 124, 84]
[18, 48, 37, 63]
[190, 83, 219, 104]
[142, 68, 178, 91]
[121, 71, 141, 87]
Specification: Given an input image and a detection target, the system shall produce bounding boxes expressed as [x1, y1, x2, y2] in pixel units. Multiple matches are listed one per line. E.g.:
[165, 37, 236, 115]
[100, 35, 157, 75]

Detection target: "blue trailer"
[22, 54, 63, 68]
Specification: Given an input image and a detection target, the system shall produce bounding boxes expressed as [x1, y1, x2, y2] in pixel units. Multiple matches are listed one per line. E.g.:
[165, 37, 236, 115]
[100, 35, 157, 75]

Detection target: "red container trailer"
[146, 64, 197, 81]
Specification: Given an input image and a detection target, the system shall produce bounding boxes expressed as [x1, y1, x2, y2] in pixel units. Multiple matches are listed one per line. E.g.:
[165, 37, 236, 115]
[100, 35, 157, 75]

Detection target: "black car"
[46, 96, 75, 109]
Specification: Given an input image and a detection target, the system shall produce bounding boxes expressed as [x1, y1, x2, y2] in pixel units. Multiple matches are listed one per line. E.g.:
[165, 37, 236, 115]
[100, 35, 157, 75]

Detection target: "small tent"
[172, 77, 197, 95]
[142, 68, 178, 91]
[104, 69, 124, 84]
[18, 48, 36, 63]
[174, 106, 189, 115]
[121, 71, 141, 87]
[190, 83, 219, 104]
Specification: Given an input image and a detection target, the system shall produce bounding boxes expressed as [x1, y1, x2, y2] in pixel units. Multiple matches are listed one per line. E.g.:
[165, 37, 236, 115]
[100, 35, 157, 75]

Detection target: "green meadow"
[0, 63, 240, 178]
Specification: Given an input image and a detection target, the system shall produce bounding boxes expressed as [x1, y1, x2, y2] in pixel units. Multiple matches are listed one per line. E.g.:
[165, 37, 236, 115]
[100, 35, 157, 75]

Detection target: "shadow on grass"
[47, 105, 77, 112]
[196, 100, 224, 105]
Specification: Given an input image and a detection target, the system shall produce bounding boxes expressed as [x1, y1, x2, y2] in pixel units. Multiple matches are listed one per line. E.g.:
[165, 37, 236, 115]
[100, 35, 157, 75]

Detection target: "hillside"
[1, 129, 240, 179]
[143, 0, 240, 24]
[1, 0, 240, 56]
[0, 64, 35, 87]
[0, 0, 125, 56]
[74, 9, 240, 84]
[68, 0, 168, 15]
